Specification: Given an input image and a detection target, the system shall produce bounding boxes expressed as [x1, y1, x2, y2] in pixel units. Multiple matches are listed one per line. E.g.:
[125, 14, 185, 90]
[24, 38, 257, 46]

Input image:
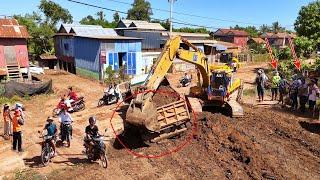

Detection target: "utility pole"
[169, 0, 175, 36]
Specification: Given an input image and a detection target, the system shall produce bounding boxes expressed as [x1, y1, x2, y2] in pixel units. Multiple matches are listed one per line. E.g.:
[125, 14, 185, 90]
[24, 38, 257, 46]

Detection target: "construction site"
[1, 0, 320, 179]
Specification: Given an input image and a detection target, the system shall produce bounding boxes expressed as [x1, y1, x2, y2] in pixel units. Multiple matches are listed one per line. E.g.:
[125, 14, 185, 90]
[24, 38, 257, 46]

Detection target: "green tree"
[80, 13, 117, 28]
[271, 21, 285, 33]
[174, 27, 209, 34]
[294, 1, 320, 45]
[14, 13, 55, 57]
[127, 0, 153, 21]
[151, 19, 170, 30]
[39, 0, 72, 27]
[294, 36, 315, 58]
[96, 11, 105, 21]
[113, 11, 120, 23]
[231, 25, 259, 37]
[259, 24, 271, 34]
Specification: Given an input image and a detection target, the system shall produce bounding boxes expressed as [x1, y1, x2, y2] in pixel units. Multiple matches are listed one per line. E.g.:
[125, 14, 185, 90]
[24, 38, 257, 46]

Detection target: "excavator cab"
[207, 71, 230, 103]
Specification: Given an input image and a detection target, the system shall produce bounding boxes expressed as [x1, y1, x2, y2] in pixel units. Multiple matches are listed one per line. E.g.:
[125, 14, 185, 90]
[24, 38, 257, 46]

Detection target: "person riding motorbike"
[43, 116, 57, 156]
[84, 116, 100, 154]
[58, 108, 73, 147]
[65, 87, 78, 111]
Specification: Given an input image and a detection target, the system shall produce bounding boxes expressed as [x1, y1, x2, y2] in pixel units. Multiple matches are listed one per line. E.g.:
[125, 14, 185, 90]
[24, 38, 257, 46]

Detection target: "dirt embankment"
[28, 105, 320, 180]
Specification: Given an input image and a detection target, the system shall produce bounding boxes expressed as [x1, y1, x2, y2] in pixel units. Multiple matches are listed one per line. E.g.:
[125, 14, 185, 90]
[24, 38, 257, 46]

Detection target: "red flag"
[293, 60, 301, 70]
[271, 59, 278, 69]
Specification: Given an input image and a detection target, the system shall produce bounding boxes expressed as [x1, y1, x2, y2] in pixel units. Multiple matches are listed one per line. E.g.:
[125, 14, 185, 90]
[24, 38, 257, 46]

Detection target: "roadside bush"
[0, 95, 21, 105]
[104, 65, 129, 85]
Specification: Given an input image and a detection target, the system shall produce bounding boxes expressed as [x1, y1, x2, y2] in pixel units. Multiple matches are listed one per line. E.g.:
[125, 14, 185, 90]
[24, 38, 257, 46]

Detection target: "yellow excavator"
[125, 36, 243, 142]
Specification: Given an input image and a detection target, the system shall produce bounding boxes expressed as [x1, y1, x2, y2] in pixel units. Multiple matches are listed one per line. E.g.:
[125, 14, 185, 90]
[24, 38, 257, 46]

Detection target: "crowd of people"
[255, 69, 320, 113]
[3, 103, 25, 152]
[1, 86, 106, 157]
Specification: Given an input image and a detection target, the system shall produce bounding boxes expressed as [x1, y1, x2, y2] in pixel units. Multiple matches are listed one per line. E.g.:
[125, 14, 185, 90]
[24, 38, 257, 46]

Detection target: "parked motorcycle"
[38, 131, 56, 166]
[84, 135, 108, 168]
[53, 97, 85, 117]
[60, 123, 72, 147]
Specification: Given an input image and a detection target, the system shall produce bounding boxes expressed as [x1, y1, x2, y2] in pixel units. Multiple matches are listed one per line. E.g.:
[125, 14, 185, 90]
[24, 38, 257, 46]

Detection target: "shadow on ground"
[299, 121, 320, 134]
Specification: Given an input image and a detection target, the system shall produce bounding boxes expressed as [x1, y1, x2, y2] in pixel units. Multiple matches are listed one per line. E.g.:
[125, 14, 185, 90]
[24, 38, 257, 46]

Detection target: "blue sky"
[0, 0, 315, 31]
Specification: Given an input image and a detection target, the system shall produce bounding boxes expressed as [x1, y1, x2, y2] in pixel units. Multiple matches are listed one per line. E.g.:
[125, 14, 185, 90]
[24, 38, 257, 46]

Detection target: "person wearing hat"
[3, 104, 12, 139]
[43, 116, 57, 156]
[11, 109, 23, 152]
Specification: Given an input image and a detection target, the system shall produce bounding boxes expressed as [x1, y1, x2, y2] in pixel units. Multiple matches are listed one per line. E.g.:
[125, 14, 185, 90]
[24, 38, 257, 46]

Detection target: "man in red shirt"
[65, 87, 78, 111]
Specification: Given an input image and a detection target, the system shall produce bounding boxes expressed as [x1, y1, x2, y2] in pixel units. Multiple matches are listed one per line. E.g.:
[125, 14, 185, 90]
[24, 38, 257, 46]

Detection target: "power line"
[106, 0, 269, 26]
[65, 0, 216, 30]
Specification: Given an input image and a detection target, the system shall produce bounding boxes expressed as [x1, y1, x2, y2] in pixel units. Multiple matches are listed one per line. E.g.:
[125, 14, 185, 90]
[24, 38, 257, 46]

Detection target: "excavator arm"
[144, 36, 210, 92]
[126, 36, 209, 132]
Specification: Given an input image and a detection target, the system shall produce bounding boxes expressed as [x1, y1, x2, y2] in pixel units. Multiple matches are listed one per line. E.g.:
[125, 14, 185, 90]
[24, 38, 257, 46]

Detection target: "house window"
[64, 43, 69, 51]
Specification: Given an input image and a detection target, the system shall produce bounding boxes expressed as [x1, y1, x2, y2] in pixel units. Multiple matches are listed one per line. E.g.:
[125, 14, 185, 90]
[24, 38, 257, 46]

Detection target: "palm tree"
[272, 21, 285, 33]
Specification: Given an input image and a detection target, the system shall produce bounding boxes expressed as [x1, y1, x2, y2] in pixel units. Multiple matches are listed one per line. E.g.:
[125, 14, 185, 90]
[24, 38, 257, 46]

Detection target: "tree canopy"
[14, 0, 72, 58]
[127, 0, 153, 21]
[79, 12, 117, 28]
[231, 25, 259, 37]
[294, 1, 320, 45]
[39, 0, 72, 27]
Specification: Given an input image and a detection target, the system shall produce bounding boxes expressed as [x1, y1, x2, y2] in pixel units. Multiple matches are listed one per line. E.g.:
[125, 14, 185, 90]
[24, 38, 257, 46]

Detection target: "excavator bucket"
[226, 82, 244, 117]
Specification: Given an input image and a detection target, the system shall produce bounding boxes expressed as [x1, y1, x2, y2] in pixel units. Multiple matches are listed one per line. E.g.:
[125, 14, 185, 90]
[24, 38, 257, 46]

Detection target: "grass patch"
[0, 95, 21, 105]
[243, 88, 256, 96]
[14, 169, 45, 180]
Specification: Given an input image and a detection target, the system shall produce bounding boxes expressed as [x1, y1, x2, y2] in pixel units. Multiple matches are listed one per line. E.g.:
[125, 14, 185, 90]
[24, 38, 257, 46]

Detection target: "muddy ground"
[1, 63, 320, 179]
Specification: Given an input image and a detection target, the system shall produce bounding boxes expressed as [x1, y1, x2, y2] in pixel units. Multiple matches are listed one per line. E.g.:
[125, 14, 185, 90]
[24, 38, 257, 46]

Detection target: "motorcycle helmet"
[89, 116, 96, 125]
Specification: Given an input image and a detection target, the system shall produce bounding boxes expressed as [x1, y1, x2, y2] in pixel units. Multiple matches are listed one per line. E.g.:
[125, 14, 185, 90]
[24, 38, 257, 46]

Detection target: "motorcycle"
[38, 131, 56, 166]
[52, 97, 85, 117]
[84, 135, 108, 168]
[60, 123, 72, 147]
[98, 92, 119, 107]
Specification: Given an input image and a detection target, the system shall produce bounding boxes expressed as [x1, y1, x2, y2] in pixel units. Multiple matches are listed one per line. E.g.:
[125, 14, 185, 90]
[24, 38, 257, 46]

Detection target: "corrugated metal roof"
[57, 24, 119, 37]
[161, 31, 210, 38]
[75, 35, 142, 40]
[214, 29, 248, 36]
[0, 18, 29, 38]
[260, 32, 296, 39]
[129, 22, 165, 31]
[121, 19, 148, 28]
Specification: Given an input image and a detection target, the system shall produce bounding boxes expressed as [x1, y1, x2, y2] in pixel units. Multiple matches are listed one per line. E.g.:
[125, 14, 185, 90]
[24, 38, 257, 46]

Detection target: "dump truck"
[125, 36, 243, 142]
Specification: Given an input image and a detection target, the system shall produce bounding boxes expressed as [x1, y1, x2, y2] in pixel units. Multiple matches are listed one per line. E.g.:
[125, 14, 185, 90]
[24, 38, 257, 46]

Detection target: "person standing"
[290, 75, 301, 111]
[3, 104, 12, 138]
[308, 79, 320, 112]
[298, 79, 308, 113]
[11, 109, 24, 152]
[58, 108, 73, 147]
[278, 75, 288, 106]
[255, 70, 266, 102]
[271, 72, 281, 101]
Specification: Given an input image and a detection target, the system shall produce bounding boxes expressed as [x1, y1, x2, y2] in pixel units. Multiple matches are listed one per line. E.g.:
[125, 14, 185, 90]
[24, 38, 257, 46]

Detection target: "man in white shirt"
[308, 79, 320, 111]
[58, 108, 73, 144]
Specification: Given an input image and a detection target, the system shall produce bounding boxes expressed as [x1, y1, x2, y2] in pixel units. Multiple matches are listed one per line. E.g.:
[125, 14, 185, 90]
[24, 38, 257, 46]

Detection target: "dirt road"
[1, 64, 320, 179]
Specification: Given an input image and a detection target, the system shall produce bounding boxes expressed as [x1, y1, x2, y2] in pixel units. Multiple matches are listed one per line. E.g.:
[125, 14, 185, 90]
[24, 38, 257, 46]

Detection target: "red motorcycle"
[52, 97, 85, 117]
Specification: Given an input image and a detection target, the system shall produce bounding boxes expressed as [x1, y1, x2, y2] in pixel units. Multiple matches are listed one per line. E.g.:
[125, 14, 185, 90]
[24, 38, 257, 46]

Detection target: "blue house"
[54, 24, 143, 80]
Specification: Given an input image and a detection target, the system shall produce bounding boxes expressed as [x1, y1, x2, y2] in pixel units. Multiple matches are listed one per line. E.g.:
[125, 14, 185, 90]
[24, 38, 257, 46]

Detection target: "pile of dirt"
[152, 85, 180, 108]
[112, 106, 320, 179]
